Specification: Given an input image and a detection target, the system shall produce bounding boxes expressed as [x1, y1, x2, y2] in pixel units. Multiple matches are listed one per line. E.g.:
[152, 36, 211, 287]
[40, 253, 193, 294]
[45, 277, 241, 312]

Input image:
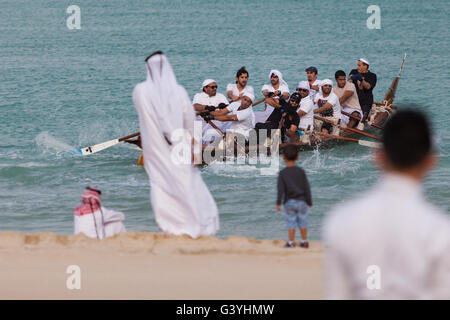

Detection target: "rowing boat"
[200, 54, 406, 157]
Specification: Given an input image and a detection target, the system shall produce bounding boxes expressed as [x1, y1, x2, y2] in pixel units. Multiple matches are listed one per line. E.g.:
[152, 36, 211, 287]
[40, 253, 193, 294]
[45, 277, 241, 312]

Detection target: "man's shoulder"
[193, 92, 206, 99]
[215, 92, 228, 100]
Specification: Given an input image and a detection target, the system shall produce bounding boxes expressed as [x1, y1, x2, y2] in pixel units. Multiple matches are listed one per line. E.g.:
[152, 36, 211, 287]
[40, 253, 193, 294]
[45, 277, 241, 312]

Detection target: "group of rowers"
[193, 58, 377, 145]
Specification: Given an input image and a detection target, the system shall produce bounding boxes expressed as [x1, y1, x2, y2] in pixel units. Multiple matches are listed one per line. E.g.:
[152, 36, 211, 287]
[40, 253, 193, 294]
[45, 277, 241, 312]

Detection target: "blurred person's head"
[282, 144, 299, 163]
[376, 110, 436, 181]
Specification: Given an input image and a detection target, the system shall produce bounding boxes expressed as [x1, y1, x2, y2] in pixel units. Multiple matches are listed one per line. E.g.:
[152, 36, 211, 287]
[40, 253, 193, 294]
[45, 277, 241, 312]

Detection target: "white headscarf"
[268, 69, 289, 88]
[142, 53, 189, 143]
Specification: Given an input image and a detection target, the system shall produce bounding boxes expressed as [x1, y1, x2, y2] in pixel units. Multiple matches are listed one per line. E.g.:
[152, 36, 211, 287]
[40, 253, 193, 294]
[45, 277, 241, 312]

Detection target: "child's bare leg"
[288, 229, 295, 242]
[300, 228, 307, 241]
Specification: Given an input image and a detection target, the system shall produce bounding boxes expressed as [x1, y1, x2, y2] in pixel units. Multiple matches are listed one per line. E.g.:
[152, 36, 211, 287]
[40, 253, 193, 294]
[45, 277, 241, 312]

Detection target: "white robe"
[74, 207, 126, 239]
[133, 53, 219, 238]
[323, 173, 450, 299]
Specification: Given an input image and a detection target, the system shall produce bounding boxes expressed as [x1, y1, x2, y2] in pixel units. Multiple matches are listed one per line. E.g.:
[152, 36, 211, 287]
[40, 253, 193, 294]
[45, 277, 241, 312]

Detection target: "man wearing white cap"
[193, 79, 229, 143]
[193, 79, 228, 112]
[256, 70, 290, 123]
[296, 81, 314, 131]
[313, 79, 342, 134]
[349, 58, 377, 120]
[201, 89, 255, 140]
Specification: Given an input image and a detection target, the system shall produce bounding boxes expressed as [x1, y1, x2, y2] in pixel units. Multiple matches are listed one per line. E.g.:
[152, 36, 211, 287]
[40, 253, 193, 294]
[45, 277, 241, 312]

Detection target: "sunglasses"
[207, 85, 218, 89]
[297, 88, 308, 92]
[270, 74, 279, 79]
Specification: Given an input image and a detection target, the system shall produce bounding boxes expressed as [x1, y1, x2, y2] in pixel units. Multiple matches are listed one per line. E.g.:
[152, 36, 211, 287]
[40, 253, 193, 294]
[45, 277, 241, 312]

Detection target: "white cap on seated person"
[297, 81, 310, 91]
[242, 90, 254, 102]
[201, 79, 216, 89]
[320, 79, 333, 87]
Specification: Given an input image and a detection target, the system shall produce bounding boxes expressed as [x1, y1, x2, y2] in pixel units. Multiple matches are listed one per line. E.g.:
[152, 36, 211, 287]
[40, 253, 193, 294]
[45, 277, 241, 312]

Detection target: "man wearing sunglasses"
[193, 79, 229, 143]
[192, 79, 228, 112]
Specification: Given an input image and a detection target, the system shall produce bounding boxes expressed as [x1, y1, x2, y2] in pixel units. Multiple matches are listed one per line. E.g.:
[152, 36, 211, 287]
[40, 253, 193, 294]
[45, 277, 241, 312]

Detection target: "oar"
[62, 132, 140, 156]
[314, 115, 382, 141]
[252, 97, 265, 107]
[341, 111, 384, 130]
[312, 131, 381, 148]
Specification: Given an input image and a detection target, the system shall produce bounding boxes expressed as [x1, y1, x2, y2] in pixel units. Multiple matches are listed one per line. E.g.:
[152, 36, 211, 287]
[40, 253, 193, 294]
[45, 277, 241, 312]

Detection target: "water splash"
[35, 131, 74, 154]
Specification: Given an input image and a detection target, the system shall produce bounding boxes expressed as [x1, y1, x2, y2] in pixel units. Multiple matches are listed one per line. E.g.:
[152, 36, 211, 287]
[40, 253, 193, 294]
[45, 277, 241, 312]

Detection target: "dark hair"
[283, 144, 299, 161]
[383, 110, 432, 169]
[236, 66, 249, 79]
[335, 70, 346, 79]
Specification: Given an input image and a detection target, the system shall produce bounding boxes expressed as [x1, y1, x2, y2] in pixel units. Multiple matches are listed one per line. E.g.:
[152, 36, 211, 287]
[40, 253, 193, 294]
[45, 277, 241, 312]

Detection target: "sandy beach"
[0, 232, 323, 300]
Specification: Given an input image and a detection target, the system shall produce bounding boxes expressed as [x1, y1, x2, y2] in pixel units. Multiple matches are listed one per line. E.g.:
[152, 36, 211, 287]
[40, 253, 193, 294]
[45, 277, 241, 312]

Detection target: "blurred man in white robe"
[132, 51, 219, 238]
[323, 110, 450, 299]
[73, 187, 126, 239]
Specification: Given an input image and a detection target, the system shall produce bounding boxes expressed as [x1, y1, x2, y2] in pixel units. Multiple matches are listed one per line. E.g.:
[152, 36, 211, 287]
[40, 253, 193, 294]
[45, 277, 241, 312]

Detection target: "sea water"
[1, 0, 449, 240]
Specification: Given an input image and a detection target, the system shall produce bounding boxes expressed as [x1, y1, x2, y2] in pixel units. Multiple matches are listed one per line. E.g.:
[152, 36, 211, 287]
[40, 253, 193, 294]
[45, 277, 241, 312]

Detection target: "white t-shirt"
[192, 92, 228, 107]
[260, 83, 290, 116]
[192, 92, 229, 132]
[225, 101, 255, 138]
[314, 91, 341, 119]
[226, 83, 254, 99]
[296, 96, 314, 130]
[308, 79, 321, 101]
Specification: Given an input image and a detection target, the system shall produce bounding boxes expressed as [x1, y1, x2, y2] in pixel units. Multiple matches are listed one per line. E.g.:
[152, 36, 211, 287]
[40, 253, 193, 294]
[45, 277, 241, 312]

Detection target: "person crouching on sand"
[73, 187, 126, 239]
[276, 144, 313, 248]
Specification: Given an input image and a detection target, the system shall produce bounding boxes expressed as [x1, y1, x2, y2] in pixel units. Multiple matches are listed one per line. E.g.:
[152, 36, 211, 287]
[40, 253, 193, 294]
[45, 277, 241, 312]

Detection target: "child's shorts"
[284, 199, 309, 230]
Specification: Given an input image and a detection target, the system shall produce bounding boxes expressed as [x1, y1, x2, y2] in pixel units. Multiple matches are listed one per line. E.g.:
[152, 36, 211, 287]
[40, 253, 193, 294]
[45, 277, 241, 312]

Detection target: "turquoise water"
[1, 0, 449, 240]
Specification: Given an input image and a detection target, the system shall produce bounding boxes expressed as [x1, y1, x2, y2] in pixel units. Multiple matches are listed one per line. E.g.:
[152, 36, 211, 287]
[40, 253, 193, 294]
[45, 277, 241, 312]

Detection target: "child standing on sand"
[276, 144, 313, 248]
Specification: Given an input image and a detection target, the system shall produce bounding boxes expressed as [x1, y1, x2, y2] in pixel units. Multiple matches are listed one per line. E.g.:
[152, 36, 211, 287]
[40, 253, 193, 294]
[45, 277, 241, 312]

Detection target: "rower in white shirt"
[323, 110, 450, 299]
[305, 66, 321, 101]
[192, 79, 229, 142]
[313, 79, 342, 134]
[255, 69, 290, 123]
[201, 90, 256, 141]
[295, 81, 314, 131]
[226, 66, 254, 102]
